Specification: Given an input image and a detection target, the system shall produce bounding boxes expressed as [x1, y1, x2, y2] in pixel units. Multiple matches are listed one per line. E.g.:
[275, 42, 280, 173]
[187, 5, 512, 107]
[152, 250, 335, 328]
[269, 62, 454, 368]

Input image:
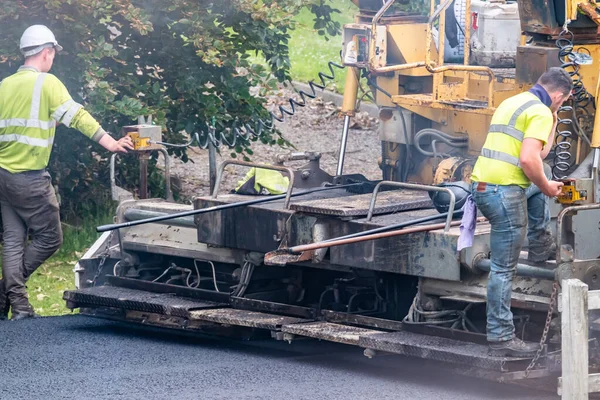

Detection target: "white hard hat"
[20, 25, 63, 57]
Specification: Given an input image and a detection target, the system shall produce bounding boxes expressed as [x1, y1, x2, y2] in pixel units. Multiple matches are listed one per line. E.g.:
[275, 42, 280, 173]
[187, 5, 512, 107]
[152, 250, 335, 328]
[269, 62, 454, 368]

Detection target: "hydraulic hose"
[157, 61, 348, 150]
[414, 128, 469, 158]
[553, 30, 595, 178]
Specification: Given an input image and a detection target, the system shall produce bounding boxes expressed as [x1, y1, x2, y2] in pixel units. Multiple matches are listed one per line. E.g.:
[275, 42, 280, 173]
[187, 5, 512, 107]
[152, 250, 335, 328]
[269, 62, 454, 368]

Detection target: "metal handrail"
[366, 181, 456, 232]
[556, 203, 600, 262]
[110, 148, 173, 202]
[211, 160, 296, 209]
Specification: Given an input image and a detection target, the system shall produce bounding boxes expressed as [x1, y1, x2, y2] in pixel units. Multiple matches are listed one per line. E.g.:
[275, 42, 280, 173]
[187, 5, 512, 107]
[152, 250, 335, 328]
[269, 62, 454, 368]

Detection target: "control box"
[121, 124, 163, 151]
[557, 178, 593, 205]
[342, 24, 387, 69]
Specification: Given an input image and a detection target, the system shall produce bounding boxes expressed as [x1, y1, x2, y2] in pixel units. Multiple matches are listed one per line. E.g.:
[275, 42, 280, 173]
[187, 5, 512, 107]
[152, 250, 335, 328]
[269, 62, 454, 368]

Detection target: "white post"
[561, 279, 589, 400]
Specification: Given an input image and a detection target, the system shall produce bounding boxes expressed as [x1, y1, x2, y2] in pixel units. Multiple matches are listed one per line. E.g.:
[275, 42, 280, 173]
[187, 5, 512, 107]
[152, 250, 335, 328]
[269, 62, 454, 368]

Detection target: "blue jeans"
[472, 180, 550, 342]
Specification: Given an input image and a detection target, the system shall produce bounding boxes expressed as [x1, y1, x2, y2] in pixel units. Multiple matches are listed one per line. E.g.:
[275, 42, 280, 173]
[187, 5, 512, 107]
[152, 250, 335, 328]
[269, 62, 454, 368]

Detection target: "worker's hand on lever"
[542, 180, 564, 197]
[99, 134, 135, 153]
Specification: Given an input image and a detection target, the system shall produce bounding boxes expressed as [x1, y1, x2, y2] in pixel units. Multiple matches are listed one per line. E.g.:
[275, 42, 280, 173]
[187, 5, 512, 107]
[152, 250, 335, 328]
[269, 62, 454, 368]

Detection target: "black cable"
[553, 31, 595, 178]
[157, 60, 349, 150]
[414, 128, 468, 157]
[270, 60, 346, 122]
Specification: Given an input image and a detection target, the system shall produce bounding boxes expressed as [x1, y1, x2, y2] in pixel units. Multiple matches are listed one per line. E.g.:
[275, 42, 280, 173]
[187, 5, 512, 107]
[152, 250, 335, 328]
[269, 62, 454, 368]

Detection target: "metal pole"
[139, 153, 149, 199]
[123, 209, 196, 228]
[336, 115, 351, 176]
[208, 140, 217, 194]
[286, 218, 483, 254]
[157, 148, 173, 201]
[96, 183, 359, 232]
[322, 209, 463, 243]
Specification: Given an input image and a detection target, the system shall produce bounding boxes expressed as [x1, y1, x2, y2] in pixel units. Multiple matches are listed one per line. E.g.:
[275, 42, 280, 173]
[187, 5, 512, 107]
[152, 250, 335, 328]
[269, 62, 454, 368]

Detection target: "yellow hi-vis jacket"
[471, 91, 553, 188]
[235, 168, 290, 195]
[0, 66, 106, 173]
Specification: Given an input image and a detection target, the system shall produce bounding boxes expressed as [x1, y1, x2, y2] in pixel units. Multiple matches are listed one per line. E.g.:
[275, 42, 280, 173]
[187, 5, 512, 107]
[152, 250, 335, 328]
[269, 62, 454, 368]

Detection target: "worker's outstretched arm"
[46, 74, 133, 152]
[520, 138, 563, 196]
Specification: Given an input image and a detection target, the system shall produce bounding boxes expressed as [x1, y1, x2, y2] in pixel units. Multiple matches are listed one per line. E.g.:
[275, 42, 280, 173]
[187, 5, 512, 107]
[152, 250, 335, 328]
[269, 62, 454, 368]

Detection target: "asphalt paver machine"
[65, 0, 600, 386]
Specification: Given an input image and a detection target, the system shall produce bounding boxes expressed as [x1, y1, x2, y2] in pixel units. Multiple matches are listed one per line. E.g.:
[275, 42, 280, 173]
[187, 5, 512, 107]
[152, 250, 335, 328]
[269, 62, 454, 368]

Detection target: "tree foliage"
[0, 0, 340, 219]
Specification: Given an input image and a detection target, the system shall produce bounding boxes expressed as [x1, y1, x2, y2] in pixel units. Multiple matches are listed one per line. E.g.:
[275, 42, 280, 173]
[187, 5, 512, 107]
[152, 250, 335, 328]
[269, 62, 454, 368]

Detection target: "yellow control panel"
[557, 178, 588, 205]
[126, 132, 151, 150]
[121, 124, 162, 151]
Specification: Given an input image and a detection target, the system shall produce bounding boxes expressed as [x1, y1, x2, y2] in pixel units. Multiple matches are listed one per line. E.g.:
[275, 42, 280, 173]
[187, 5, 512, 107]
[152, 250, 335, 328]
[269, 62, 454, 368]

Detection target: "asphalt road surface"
[0, 315, 556, 400]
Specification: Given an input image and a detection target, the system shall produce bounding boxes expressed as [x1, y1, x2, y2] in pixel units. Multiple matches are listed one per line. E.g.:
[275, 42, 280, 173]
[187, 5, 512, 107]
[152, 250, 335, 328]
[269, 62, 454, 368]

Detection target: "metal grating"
[281, 321, 382, 345]
[290, 190, 433, 217]
[63, 286, 225, 318]
[358, 330, 530, 371]
[190, 308, 307, 330]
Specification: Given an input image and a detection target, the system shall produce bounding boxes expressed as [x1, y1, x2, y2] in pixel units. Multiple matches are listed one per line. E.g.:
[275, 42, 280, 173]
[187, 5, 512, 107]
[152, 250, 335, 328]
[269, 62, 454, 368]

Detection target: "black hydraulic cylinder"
[475, 258, 556, 280]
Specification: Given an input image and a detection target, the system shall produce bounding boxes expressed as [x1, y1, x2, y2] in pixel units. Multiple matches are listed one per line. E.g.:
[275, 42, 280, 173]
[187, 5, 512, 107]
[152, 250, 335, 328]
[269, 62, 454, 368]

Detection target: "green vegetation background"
[0, 0, 356, 317]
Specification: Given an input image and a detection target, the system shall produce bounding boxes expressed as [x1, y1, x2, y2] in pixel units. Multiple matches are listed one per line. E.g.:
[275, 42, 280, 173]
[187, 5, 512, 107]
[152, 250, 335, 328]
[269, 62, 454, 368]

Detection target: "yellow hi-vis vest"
[235, 168, 290, 195]
[0, 66, 104, 173]
[471, 91, 553, 188]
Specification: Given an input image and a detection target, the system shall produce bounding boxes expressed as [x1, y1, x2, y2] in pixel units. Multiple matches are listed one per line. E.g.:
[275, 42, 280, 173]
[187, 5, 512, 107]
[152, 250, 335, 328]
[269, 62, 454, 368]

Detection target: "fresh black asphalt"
[0, 315, 555, 400]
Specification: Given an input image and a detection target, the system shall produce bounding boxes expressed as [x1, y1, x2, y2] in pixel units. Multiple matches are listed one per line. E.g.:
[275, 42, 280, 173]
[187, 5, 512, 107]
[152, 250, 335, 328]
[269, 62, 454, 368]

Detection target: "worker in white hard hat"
[0, 25, 134, 320]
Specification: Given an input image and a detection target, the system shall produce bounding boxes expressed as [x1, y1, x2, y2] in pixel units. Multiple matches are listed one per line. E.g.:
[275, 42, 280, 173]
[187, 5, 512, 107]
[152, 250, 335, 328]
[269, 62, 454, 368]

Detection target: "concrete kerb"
[292, 81, 379, 118]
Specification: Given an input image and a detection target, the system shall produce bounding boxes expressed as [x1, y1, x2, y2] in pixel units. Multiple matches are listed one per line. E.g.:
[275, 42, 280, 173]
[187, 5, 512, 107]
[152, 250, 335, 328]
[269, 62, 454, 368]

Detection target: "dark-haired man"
[470, 67, 572, 357]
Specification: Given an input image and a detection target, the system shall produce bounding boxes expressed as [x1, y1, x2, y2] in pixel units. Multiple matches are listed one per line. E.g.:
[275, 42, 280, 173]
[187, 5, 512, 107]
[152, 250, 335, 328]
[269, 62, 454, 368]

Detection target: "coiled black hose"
[552, 30, 595, 178]
[270, 61, 346, 123]
[158, 61, 347, 150]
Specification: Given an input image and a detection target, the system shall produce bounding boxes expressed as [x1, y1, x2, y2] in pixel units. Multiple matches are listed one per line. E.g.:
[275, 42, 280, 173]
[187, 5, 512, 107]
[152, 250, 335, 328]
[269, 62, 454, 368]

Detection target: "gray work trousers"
[0, 167, 63, 310]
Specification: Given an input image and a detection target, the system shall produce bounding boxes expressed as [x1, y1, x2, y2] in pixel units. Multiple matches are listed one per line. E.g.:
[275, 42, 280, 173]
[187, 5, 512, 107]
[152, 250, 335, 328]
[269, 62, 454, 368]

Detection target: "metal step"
[190, 308, 307, 331]
[281, 321, 383, 346]
[281, 321, 531, 372]
[66, 285, 543, 378]
[63, 286, 226, 318]
[358, 330, 530, 371]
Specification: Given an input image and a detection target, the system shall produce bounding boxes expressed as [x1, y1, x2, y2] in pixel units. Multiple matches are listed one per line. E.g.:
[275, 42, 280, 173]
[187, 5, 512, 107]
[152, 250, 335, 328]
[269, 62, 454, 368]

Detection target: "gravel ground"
[170, 90, 382, 199]
[0, 315, 556, 400]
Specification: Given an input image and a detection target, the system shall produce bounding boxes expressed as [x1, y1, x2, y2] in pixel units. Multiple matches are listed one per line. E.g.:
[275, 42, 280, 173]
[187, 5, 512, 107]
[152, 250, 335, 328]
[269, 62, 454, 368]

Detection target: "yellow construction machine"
[63, 0, 600, 389]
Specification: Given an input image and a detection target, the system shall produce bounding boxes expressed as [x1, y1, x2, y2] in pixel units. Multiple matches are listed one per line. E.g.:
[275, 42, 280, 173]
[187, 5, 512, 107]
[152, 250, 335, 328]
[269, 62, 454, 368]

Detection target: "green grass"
[250, 0, 357, 93]
[286, 1, 357, 93]
[0, 209, 113, 317]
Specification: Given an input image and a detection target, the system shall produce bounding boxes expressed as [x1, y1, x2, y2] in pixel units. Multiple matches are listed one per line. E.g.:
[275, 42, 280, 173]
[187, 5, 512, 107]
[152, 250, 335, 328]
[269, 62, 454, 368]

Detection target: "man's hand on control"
[542, 180, 564, 197]
[111, 136, 134, 153]
[98, 134, 134, 153]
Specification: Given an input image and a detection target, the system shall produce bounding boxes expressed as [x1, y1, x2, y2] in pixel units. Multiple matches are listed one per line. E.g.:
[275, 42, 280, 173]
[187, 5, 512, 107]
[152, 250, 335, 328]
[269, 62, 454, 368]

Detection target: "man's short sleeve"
[522, 105, 553, 146]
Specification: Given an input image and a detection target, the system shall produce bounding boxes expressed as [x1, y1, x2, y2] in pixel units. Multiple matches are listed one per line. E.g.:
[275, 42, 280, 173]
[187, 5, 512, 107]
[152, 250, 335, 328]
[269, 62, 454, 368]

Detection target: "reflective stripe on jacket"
[471, 91, 553, 188]
[0, 66, 104, 173]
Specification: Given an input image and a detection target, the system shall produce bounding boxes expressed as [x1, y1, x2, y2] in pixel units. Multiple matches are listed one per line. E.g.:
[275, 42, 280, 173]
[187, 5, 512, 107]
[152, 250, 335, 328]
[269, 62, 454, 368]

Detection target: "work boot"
[0, 279, 9, 321]
[9, 296, 36, 321]
[528, 239, 557, 263]
[489, 337, 540, 357]
[10, 310, 38, 321]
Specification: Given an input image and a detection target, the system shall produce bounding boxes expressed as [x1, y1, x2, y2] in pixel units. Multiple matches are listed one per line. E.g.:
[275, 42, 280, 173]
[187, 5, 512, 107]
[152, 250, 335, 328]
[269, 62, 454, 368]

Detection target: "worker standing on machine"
[0, 25, 134, 320]
[470, 67, 572, 357]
